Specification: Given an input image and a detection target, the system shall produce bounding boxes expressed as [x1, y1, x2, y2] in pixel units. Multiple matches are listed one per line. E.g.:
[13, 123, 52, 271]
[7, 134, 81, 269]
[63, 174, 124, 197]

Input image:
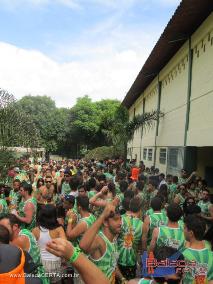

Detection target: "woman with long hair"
[32, 204, 66, 284]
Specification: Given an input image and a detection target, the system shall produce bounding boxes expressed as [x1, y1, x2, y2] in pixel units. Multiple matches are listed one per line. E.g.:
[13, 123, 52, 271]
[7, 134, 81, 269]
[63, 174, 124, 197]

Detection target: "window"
[143, 148, 147, 160]
[159, 148, 167, 164]
[168, 148, 178, 168]
[148, 148, 153, 161]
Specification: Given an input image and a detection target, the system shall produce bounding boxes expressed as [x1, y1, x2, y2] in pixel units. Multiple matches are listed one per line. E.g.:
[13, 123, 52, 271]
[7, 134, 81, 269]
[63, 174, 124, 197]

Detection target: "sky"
[0, 0, 181, 108]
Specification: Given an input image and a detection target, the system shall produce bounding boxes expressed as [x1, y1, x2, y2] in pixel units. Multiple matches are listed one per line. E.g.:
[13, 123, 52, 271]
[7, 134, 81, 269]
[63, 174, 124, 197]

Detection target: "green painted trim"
[184, 37, 193, 147]
[154, 75, 162, 167]
[139, 97, 146, 161]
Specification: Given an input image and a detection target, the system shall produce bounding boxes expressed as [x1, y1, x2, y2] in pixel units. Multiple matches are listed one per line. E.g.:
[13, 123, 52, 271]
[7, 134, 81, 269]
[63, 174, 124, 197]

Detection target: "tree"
[69, 96, 100, 147]
[0, 89, 41, 149]
[16, 95, 70, 154]
[68, 96, 120, 154]
[95, 99, 120, 146]
[0, 89, 41, 182]
[109, 105, 163, 162]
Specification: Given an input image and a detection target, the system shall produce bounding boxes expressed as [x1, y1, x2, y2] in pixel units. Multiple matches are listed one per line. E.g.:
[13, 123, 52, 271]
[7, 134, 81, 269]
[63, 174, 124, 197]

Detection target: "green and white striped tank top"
[19, 197, 37, 231]
[182, 247, 213, 283]
[19, 229, 49, 284]
[0, 199, 8, 214]
[90, 231, 118, 284]
[117, 214, 143, 266]
[77, 214, 96, 244]
[157, 225, 185, 250]
[80, 213, 96, 229]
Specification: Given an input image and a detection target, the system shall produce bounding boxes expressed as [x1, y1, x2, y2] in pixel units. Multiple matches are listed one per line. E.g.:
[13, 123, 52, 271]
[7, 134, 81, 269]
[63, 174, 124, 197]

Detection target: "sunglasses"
[45, 181, 52, 183]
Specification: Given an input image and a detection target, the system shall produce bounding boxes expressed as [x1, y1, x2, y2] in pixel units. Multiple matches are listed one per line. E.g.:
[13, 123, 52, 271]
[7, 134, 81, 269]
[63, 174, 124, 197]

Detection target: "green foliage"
[0, 89, 41, 148]
[0, 150, 16, 183]
[69, 95, 120, 149]
[16, 95, 70, 153]
[84, 146, 123, 160]
[0, 88, 162, 160]
[108, 106, 163, 161]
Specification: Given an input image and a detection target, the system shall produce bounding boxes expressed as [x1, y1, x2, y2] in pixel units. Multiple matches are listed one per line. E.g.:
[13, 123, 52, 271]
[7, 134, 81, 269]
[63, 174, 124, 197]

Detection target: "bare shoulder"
[32, 227, 40, 240]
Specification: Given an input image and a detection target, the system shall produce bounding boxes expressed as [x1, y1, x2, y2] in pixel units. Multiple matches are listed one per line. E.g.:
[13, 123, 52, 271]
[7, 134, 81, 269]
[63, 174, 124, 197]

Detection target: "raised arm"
[89, 186, 109, 207]
[46, 238, 110, 284]
[67, 221, 87, 241]
[79, 203, 115, 253]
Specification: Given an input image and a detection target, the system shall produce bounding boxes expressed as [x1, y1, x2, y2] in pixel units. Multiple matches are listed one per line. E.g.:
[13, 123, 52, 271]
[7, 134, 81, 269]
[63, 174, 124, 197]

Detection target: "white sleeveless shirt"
[37, 226, 61, 261]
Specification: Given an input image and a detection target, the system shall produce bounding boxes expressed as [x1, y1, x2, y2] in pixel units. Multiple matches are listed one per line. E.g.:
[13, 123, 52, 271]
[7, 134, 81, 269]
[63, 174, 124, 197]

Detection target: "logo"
[141, 251, 195, 277]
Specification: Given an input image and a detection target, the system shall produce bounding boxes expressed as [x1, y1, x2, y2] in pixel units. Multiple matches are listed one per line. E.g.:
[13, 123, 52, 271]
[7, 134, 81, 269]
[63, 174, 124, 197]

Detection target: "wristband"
[69, 247, 81, 263]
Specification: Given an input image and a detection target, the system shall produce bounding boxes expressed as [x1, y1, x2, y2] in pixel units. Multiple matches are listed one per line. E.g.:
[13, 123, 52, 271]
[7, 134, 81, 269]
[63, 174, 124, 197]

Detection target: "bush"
[84, 146, 123, 160]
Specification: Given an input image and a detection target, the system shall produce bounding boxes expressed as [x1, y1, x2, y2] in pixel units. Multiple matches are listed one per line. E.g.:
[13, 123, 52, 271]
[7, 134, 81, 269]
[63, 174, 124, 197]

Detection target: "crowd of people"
[0, 158, 212, 284]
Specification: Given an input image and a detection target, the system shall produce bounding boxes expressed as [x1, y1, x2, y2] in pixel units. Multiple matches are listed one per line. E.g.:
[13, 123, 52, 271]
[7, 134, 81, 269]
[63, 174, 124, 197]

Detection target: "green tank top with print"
[76, 214, 96, 244]
[0, 199, 8, 214]
[19, 229, 49, 284]
[182, 247, 213, 283]
[198, 200, 211, 216]
[80, 213, 96, 229]
[19, 198, 37, 231]
[88, 190, 96, 199]
[9, 190, 20, 208]
[157, 225, 185, 250]
[61, 182, 71, 195]
[145, 208, 166, 216]
[118, 214, 143, 266]
[168, 183, 177, 202]
[90, 231, 118, 284]
[148, 212, 167, 243]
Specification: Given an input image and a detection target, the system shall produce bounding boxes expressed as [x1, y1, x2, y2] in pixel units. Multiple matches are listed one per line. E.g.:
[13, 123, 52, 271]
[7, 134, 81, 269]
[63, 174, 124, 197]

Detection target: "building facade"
[123, 1, 213, 185]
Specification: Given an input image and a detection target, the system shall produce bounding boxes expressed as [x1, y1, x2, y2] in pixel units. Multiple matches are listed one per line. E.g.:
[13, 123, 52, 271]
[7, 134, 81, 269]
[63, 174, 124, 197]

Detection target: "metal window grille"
[159, 148, 167, 164]
[143, 148, 147, 160]
[148, 148, 153, 161]
[168, 148, 178, 168]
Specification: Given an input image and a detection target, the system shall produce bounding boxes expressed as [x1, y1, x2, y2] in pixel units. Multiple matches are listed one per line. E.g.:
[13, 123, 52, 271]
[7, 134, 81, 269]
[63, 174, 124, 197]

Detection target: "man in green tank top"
[198, 189, 212, 217]
[0, 196, 8, 214]
[61, 171, 72, 196]
[14, 182, 37, 231]
[66, 196, 96, 243]
[9, 179, 21, 210]
[142, 197, 167, 252]
[0, 213, 49, 284]
[182, 214, 213, 283]
[0, 188, 9, 215]
[149, 203, 184, 252]
[80, 203, 127, 284]
[87, 177, 98, 199]
[117, 197, 143, 280]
